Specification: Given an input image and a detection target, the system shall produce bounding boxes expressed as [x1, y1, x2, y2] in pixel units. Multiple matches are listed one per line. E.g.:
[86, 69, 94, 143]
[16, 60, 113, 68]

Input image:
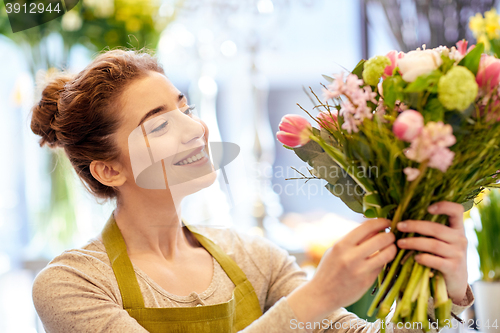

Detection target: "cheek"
[148, 136, 178, 163]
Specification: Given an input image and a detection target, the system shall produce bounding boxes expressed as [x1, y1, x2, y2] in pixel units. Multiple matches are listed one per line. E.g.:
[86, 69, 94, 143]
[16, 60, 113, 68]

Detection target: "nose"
[178, 111, 205, 145]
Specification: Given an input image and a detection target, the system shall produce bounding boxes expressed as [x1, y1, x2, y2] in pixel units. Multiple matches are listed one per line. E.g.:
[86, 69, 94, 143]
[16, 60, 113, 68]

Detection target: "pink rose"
[276, 114, 312, 148]
[317, 111, 338, 130]
[477, 54, 500, 91]
[393, 110, 424, 142]
[383, 50, 405, 78]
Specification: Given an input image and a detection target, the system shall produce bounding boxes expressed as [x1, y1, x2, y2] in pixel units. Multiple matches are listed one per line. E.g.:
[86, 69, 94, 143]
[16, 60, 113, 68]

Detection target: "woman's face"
[114, 71, 217, 200]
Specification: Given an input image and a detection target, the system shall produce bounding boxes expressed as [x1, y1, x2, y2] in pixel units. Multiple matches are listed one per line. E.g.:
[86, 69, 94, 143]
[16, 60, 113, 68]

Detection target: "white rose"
[397, 50, 443, 82]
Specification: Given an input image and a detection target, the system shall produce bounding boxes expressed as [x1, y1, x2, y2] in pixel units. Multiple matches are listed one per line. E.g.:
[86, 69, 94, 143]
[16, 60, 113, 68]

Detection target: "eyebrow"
[137, 93, 186, 127]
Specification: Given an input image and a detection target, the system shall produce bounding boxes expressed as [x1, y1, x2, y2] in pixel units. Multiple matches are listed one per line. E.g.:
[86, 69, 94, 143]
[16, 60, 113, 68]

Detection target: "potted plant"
[472, 189, 500, 333]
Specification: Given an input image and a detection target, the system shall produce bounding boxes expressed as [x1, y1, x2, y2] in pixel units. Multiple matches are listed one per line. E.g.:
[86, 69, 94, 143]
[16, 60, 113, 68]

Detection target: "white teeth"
[175, 149, 206, 165]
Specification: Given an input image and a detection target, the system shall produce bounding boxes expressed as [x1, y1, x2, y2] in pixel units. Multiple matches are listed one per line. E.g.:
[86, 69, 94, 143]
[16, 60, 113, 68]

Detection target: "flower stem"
[433, 271, 451, 327]
[367, 249, 406, 317]
[390, 161, 429, 231]
[378, 255, 415, 319]
[393, 259, 423, 319]
[416, 266, 432, 331]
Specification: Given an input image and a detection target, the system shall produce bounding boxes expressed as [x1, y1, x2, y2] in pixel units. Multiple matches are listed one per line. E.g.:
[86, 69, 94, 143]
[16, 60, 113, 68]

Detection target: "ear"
[89, 160, 127, 188]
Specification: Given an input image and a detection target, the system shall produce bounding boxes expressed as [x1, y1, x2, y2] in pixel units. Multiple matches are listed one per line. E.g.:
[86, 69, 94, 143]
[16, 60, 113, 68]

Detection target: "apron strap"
[102, 214, 145, 309]
[102, 214, 255, 309]
[183, 222, 247, 286]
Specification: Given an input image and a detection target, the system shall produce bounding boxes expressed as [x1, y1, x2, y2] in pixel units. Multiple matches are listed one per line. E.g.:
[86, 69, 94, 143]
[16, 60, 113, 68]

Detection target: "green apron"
[102, 214, 263, 332]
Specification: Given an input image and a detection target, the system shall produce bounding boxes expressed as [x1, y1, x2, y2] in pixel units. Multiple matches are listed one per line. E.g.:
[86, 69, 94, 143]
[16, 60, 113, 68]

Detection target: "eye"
[184, 104, 196, 116]
[150, 120, 168, 134]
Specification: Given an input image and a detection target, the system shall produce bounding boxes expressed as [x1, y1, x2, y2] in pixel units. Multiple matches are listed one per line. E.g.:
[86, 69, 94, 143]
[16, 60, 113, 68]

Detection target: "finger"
[357, 229, 382, 246]
[414, 253, 451, 273]
[397, 221, 458, 244]
[357, 231, 396, 259]
[346, 219, 391, 246]
[366, 243, 397, 271]
[428, 201, 464, 231]
[397, 237, 455, 258]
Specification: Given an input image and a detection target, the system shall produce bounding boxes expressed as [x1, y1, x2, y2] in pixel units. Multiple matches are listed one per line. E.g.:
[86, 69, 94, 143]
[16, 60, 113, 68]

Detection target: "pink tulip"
[393, 110, 424, 142]
[383, 50, 405, 78]
[276, 114, 312, 148]
[456, 40, 474, 56]
[317, 111, 338, 129]
[476, 54, 500, 91]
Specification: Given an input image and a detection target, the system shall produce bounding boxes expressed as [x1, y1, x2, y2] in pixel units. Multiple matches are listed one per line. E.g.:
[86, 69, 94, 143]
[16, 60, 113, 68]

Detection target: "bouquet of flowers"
[276, 41, 500, 331]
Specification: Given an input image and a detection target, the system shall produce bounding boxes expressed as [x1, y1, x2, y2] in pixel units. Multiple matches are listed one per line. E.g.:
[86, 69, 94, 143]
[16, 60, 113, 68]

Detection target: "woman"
[31, 49, 474, 333]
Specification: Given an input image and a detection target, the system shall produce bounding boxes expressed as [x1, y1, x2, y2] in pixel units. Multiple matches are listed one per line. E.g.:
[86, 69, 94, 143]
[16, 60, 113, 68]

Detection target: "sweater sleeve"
[233, 230, 474, 333]
[32, 251, 149, 333]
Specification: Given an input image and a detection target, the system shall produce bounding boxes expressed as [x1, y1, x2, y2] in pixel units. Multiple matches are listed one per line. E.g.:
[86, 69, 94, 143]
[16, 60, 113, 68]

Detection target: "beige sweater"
[32, 224, 474, 333]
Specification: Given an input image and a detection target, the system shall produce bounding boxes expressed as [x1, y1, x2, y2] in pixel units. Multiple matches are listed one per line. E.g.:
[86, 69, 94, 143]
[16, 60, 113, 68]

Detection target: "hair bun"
[31, 74, 73, 148]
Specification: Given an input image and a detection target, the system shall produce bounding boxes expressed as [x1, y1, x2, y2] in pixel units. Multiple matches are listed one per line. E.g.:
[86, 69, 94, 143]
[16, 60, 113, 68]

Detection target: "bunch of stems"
[367, 170, 453, 333]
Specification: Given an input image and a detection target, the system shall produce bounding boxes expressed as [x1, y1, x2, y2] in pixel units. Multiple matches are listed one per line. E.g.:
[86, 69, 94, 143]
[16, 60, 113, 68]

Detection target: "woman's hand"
[396, 201, 469, 304]
[287, 218, 397, 324]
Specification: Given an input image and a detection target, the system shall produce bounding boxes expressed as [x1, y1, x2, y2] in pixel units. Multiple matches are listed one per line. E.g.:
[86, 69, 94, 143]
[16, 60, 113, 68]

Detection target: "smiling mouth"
[173, 147, 209, 166]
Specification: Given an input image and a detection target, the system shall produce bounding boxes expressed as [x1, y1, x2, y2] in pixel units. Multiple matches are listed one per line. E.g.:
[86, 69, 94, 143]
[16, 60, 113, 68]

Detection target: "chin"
[169, 168, 218, 198]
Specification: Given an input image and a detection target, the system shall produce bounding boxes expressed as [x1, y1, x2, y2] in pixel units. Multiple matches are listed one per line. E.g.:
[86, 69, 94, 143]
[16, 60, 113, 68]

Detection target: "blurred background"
[1, 0, 499, 332]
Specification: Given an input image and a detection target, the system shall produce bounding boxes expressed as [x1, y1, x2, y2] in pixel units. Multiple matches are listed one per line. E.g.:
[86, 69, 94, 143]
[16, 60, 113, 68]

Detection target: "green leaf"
[405, 92, 420, 110]
[490, 39, 500, 59]
[383, 75, 405, 109]
[364, 208, 378, 218]
[311, 153, 342, 185]
[320, 127, 338, 147]
[404, 70, 442, 93]
[363, 191, 382, 217]
[351, 136, 374, 162]
[322, 74, 334, 83]
[440, 55, 455, 74]
[458, 42, 485, 75]
[423, 97, 445, 122]
[379, 204, 397, 219]
[461, 199, 474, 212]
[293, 139, 324, 165]
[325, 178, 364, 214]
[351, 60, 366, 79]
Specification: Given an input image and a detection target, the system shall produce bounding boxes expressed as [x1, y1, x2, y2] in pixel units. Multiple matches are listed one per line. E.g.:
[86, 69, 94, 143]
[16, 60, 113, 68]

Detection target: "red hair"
[30, 49, 165, 199]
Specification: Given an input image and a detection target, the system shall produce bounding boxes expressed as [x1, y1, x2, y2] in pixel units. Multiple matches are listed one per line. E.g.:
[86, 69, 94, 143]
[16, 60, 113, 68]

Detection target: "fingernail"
[428, 205, 437, 213]
[398, 239, 406, 246]
[398, 222, 407, 230]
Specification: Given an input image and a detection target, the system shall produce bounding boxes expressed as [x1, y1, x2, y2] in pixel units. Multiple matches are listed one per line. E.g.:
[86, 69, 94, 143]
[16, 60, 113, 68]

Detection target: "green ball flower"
[362, 55, 391, 86]
[437, 66, 478, 111]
